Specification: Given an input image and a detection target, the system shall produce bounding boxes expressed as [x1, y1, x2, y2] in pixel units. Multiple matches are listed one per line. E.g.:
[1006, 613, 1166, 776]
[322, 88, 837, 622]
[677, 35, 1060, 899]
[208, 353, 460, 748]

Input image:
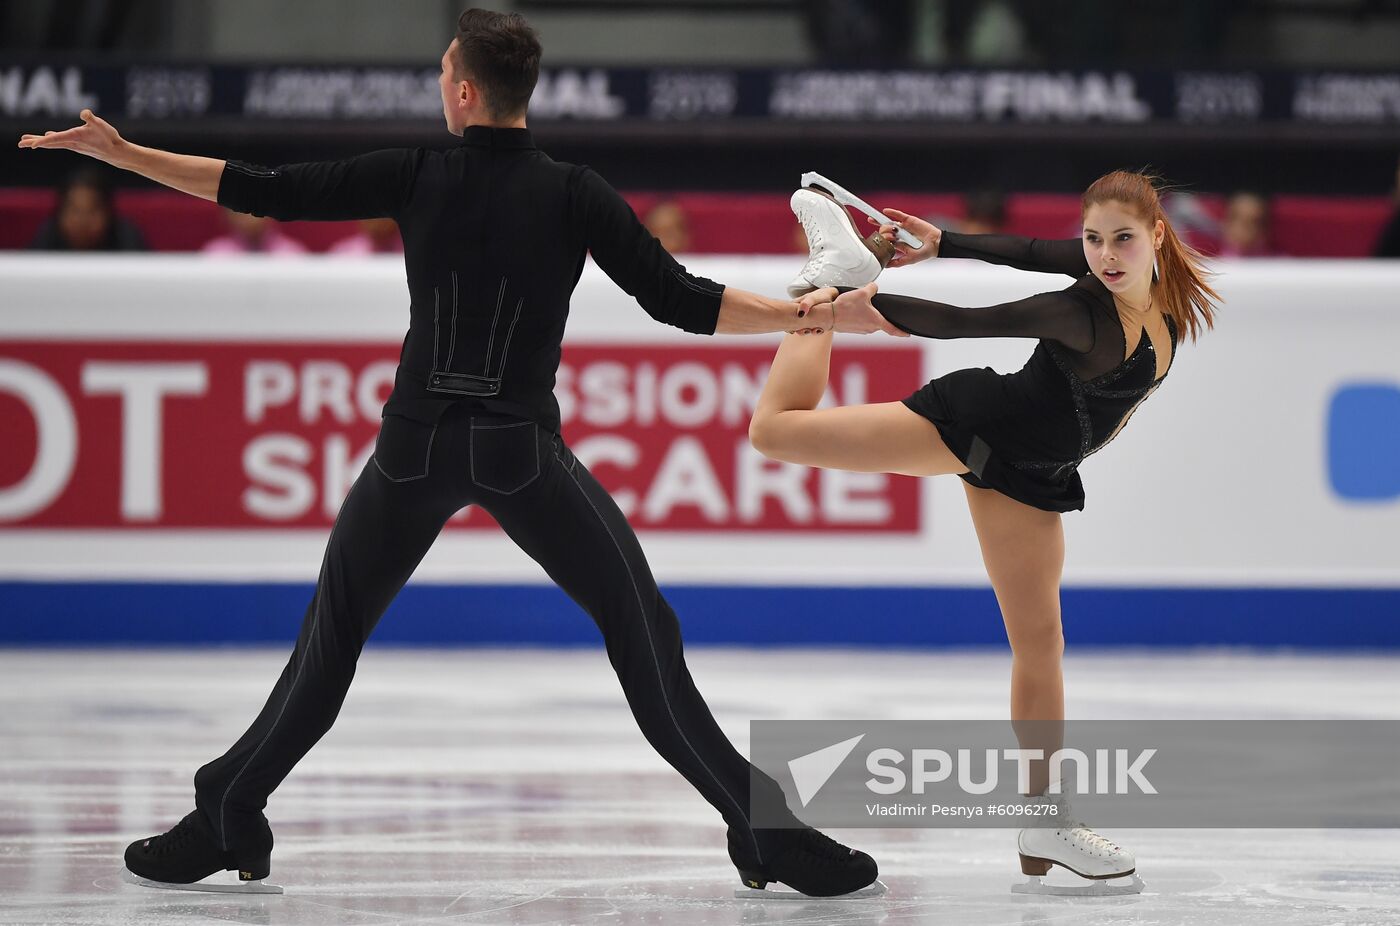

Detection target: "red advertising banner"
[0, 342, 922, 532]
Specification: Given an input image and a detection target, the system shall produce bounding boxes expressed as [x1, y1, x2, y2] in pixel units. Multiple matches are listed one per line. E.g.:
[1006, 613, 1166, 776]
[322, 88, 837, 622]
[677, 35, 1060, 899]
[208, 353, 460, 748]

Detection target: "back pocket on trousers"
[470, 420, 540, 494]
[373, 414, 438, 482]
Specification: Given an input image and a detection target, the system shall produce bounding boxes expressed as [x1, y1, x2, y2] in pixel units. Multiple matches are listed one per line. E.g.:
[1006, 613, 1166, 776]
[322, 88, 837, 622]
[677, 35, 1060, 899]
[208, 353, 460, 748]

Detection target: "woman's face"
[58, 186, 112, 250]
[1082, 201, 1162, 294]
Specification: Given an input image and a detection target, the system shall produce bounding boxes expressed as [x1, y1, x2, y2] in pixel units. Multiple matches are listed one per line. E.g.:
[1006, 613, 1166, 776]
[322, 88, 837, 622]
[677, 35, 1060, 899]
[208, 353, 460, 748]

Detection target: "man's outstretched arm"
[19, 109, 224, 202]
[20, 109, 417, 221]
[715, 287, 806, 335]
[573, 165, 816, 336]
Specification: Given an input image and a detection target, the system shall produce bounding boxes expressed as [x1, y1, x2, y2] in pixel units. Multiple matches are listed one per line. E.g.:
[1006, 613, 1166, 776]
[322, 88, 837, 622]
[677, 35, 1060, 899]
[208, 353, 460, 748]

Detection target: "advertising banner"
[3, 62, 1399, 127]
[1, 256, 1398, 647]
[0, 341, 919, 533]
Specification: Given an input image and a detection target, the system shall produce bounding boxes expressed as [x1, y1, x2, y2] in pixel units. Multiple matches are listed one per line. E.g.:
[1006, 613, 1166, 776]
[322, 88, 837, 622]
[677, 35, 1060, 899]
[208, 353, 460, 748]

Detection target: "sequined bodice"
[1036, 313, 1178, 475]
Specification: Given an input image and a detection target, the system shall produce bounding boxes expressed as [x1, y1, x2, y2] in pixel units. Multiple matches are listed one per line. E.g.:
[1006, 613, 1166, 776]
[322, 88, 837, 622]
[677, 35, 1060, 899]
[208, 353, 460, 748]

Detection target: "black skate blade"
[1011, 873, 1144, 897]
[122, 867, 284, 895]
[734, 878, 887, 901]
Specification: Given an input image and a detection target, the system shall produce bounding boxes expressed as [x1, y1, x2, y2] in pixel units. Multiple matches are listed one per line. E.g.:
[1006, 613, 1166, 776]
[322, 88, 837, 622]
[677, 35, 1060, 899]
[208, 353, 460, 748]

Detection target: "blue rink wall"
[2, 582, 1397, 648]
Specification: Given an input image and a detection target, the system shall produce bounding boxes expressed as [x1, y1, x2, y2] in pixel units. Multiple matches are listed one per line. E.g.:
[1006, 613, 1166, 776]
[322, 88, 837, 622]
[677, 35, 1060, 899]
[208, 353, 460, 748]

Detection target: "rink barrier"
[1, 582, 1397, 649]
[3, 257, 1400, 648]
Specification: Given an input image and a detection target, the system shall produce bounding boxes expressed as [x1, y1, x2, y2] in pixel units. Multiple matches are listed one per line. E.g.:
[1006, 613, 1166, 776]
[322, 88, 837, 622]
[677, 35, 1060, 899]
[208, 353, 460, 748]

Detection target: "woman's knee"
[1004, 613, 1065, 659]
[747, 412, 795, 462]
[747, 414, 776, 458]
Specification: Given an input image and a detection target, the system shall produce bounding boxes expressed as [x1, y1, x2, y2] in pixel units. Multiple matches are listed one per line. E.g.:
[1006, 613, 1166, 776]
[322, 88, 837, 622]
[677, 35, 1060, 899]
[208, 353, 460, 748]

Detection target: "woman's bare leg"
[962, 480, 1066, 796]
[749, 332, 967, 476]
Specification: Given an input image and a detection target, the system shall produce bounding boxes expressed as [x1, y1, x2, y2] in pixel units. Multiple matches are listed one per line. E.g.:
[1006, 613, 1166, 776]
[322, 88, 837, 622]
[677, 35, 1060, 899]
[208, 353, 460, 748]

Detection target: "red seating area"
[1269, 196, 1395, 258]
[1, 188, 1392, 257]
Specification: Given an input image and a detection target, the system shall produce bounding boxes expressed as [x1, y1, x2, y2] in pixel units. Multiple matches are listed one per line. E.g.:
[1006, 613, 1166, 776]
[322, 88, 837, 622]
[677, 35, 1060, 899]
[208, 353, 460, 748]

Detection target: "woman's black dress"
[873, 232, 1178, 513]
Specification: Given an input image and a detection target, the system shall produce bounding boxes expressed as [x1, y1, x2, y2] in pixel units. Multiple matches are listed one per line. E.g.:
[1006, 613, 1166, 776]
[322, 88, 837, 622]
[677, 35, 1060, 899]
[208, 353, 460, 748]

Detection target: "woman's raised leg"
[748, 331, 967, 476]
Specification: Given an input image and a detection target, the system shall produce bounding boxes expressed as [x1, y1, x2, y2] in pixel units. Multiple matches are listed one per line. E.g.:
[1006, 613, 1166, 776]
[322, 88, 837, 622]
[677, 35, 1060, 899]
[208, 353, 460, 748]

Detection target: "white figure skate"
[789, 171, 919, 298]
[1012, 818, 1143, 897]
[122, 868, 284, 894]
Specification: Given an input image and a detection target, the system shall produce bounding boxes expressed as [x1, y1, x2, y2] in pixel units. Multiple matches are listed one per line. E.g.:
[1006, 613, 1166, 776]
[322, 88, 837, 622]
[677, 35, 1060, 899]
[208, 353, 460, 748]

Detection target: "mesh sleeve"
[872, 287, 1095, 353]
[938, 232, 1090, 278]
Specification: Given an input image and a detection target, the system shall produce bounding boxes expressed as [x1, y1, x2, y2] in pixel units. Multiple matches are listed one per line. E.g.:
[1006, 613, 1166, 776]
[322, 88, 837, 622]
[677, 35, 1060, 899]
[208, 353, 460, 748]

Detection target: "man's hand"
[18, 109, 129, 167]
[18, 109, 224, 202]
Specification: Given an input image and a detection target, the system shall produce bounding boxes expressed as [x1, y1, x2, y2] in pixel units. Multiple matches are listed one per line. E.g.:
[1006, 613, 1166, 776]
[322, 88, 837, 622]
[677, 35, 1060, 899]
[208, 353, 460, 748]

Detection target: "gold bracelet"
[829, 300, 837, 334]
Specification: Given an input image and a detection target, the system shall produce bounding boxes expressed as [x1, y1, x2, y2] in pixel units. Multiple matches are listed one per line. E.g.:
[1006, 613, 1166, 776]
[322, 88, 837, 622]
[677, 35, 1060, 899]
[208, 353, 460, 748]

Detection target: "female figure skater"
[757, 170, 1219, 892]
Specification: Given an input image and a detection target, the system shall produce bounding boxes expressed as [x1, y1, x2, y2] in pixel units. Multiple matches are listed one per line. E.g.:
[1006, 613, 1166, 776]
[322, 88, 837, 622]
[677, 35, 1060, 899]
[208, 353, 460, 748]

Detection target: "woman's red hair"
[1083, 171, 1220, 343]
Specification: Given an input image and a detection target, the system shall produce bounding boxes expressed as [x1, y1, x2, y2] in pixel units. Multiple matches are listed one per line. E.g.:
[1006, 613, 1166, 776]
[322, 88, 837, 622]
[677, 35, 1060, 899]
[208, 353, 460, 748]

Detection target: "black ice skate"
[122, 809, 282, 895]
[733, 827, 885, 900]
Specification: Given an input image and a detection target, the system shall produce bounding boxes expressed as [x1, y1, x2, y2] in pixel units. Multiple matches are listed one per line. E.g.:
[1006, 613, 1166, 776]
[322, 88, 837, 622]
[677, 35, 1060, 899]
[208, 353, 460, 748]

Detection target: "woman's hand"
[791, 284, 908, 337]
[832, 283, 907, 336]
[868, 207, 941, 268]
[791, 287, 837, 335]
[18, 109, 129, 167]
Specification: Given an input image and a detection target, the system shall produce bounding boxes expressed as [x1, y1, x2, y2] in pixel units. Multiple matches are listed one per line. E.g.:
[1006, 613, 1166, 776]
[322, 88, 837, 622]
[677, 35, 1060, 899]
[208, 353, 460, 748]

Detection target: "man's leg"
[472, 427, 800, 871]
[193, 445, 461, 854]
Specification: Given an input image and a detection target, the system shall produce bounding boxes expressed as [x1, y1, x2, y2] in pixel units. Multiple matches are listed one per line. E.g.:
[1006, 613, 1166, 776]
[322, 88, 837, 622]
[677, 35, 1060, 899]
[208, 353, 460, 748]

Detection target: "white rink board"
[1, 255, 1397, 588]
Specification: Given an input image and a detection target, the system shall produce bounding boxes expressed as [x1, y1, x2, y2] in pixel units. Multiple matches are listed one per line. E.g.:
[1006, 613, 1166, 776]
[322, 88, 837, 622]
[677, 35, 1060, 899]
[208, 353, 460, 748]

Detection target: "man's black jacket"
[219, 126, 724, 431]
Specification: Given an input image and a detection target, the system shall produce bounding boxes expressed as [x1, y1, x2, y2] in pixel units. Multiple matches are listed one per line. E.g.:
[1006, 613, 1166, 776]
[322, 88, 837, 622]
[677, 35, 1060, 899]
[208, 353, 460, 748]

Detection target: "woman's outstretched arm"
[935, 232, 1090, 278]
[870, 207, 1089, 278]
[856, 286, 1097, 354]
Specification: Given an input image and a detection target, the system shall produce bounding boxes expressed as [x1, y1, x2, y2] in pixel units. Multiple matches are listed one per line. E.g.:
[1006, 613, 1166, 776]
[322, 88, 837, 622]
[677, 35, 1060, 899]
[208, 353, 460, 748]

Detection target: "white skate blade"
[734, 878, 887, 900]
[801, 171, 924, 250]
[1011, 873, 1144, 897]
[122, 867, 284, 895]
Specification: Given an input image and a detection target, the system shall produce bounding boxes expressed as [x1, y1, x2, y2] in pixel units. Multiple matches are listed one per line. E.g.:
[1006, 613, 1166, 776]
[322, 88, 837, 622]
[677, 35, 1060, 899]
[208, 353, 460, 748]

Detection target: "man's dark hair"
[453, 8, 542, 121]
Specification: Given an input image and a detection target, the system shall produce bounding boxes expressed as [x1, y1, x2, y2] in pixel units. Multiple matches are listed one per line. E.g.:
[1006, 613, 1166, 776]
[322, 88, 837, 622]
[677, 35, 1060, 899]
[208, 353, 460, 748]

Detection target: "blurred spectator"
[328, 218, 403, 256]
[643, 200, 692, 255]
[919, 0, 1027, 65]
[1218, 191, 1275, 258]
[203, 209, 307, 255]
[29, 167, 147, 252]
[805, 0, 915, 66]
[1006, 0, 1228, 67]
[1374, 155, 1400, 258]
[959, 190, 1007, 234]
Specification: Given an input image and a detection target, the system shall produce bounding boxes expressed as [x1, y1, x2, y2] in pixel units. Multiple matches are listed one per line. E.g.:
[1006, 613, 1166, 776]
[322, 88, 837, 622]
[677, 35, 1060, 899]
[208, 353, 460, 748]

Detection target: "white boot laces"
[1062, 820, 1120, 856]
[796, 202, 828, 278]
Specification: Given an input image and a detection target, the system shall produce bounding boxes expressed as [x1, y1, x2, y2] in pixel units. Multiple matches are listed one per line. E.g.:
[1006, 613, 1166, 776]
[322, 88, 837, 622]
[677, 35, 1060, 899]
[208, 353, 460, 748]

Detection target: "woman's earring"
[1152, 251, 1160, 283]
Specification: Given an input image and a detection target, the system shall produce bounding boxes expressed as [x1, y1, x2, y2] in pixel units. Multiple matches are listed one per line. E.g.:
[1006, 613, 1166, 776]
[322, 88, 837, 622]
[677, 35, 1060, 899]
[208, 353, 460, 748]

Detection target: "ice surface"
[2, 647, 1397, 925]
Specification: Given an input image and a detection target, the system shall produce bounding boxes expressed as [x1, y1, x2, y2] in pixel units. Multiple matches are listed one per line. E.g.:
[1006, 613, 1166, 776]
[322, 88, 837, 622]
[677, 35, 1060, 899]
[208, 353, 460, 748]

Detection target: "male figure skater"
[19, 7, 889, 899]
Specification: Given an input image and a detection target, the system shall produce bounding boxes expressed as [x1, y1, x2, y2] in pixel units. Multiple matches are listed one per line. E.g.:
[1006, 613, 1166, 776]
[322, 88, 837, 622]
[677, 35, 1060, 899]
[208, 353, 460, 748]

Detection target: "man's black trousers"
[192, 403, 794, 869]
